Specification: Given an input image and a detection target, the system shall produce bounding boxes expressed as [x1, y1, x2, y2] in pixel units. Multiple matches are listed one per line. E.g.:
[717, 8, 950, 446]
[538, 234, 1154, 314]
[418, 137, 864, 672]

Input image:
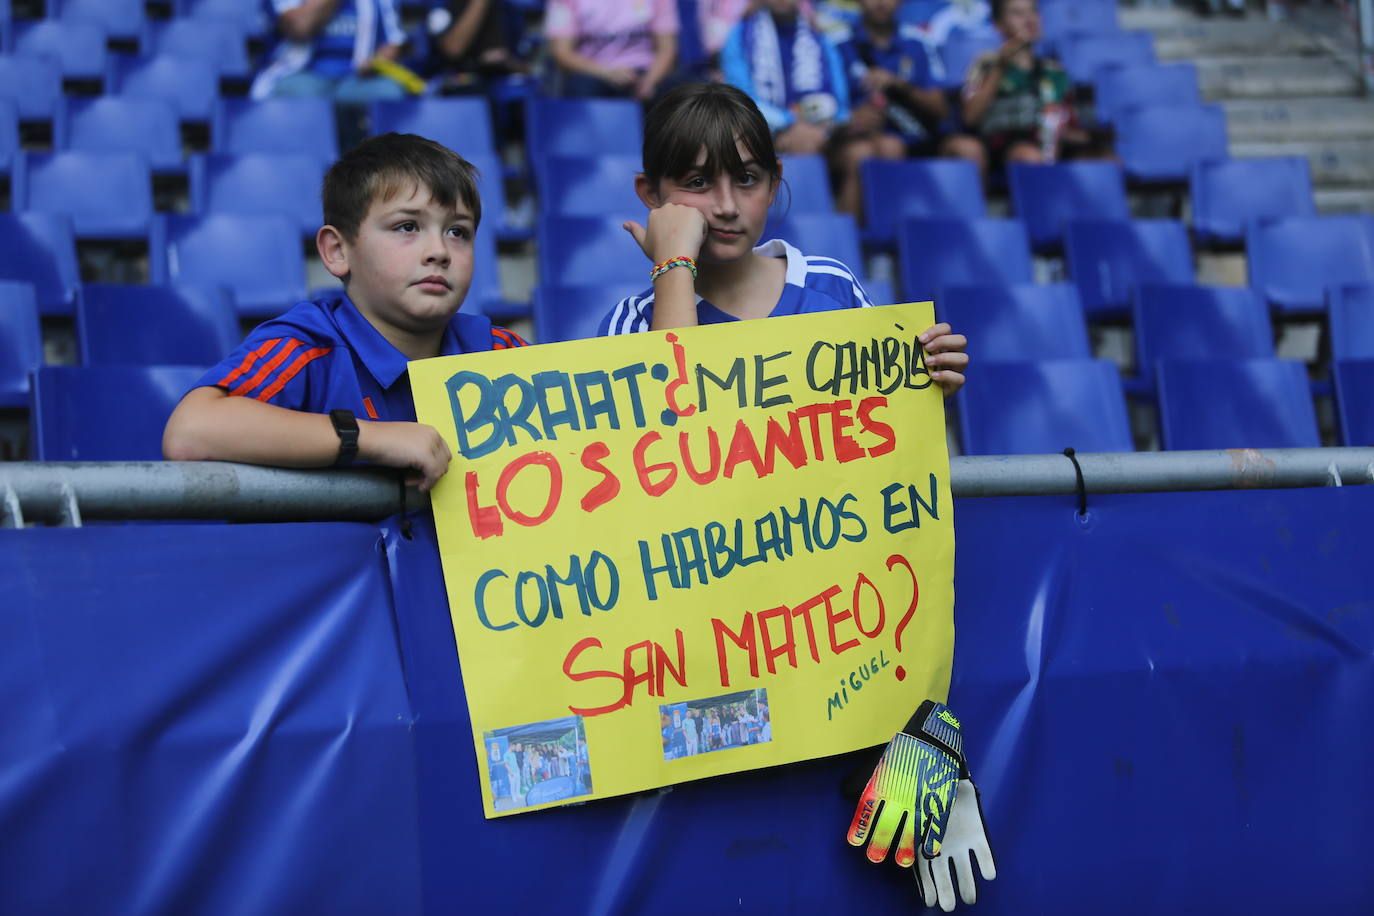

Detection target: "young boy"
[163, 133, 526, 491]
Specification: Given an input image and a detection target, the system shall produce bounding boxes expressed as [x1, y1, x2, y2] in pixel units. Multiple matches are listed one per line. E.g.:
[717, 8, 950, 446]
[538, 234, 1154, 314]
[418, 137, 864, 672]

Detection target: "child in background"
[163, 133, 527, 491]
[597, 82, 967, 396]
[833, 0, 961, 216]
[721, 0, 850, 156]
[957, 0, 1105, 173]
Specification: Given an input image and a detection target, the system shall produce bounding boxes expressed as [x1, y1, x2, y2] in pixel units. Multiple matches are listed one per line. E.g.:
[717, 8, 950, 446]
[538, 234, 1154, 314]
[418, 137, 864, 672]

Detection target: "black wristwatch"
[330, 409, 360, 467]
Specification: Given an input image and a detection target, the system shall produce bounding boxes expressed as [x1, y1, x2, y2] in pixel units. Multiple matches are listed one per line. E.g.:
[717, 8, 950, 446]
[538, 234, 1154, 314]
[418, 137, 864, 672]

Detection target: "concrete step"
[1223, 97, 1374, 143]
[1196, 55, 1363, 99]
[1314, 187, 1374, 215]
[1231, 138, 1374, 188]
[1151, 19, 1323, 59]
[1120, 6, 1198, 30]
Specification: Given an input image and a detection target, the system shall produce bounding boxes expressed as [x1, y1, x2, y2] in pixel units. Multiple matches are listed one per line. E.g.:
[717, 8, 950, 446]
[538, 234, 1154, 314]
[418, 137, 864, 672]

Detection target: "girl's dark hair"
[641, 82, 781, 187]
[323, 132, 481, 240]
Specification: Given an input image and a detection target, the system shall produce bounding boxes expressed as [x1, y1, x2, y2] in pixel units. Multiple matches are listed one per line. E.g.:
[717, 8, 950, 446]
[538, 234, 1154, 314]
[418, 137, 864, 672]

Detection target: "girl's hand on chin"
[623, 203, 708, 265]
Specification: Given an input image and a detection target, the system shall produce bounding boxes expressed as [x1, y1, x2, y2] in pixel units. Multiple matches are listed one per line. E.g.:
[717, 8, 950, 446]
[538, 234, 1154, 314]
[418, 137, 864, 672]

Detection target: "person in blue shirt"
[720, 0, 850, 157]
[164, 133, 527, 492]
[598, 82, 968, 397]
[252, 0, 408, 101]
[832, 0, 979, 216]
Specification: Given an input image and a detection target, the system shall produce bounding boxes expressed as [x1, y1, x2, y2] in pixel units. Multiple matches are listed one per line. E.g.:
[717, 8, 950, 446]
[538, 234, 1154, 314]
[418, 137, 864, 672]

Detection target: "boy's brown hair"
[322, 133, 482, 240]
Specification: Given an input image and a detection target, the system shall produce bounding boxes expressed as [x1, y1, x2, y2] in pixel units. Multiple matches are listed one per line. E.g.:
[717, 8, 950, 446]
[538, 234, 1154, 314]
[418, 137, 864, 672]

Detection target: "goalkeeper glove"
[846, 700, 964, 867]
[914, 776, 996, 911]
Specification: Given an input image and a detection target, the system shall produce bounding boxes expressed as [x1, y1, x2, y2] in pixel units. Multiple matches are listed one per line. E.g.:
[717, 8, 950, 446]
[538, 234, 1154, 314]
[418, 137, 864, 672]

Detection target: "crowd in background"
[252, 0, 1114, 208]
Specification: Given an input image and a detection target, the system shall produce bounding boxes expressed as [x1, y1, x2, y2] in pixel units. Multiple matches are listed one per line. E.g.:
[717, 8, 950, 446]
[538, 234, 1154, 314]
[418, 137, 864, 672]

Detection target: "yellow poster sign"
[410, 303, 954, 818]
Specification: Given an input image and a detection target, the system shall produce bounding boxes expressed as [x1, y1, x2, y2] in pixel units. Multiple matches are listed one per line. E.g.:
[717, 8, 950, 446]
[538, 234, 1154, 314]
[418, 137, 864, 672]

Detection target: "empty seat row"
[959, 357, 1362, 453]
[19, 357, 1372, 463]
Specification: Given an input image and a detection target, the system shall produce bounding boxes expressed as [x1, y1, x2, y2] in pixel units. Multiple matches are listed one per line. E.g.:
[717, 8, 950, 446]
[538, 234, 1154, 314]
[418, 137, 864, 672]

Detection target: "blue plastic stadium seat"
[534, 283, 642, 343]
[191, 154, 325, 238]
[14, 19, 107, 84]
[113, 55, 221, 123]
[150, 19, 251, 81]
[161, 214, 307, 319]
[526, 97, 643, 177]
[537, 216, 645, 288]
[464, 151, 515, 246]
[1040, 0, 1119, 50]
[1133, 285, 1273, 391]
[937, 28, 1001, 89]
[938, 284, 1091, 361]
[1190, 158, 1314, 247]
[369, 97, 496, 160]
[0, 55, 64, 122]
[539, 154, 644, 219]
[1060, 31, 1154, 84]
[78, 283, 239, 366]
[898, 218, 1033, 302]
[30, 365, 207, 461]
[763, 213, 865, 281]
[216, 98, 339, 164]
[50, 0, 147, 44]
[1156, 359, 1320, 450]
[0, 213, 81, 316]
[1334, 359, 1374, 446]
[465, 217, 513, 318]
[776, 154, 834, 216]
[1092, 62, 1200, 126]
[65, 97, 184, 173]
[861, 159, 986, 248]
[1116, 104, 1228, 184]
[1065, 219, 1193, 319]
[958, 358, 1134, 455]
[1007, 161, 1129, 252]
[1329, 284, 1374, 360]
[0, 98, 17, 176]
[0, 281, 43, 409]
[178, 0, 271, 40]
[1247, 215, 1374, 316]
[19, 151, 159, 242]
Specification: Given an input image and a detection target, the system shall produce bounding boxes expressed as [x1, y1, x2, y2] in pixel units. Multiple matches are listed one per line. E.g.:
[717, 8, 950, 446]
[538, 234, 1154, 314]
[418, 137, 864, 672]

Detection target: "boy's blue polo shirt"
[195, 295, 526, 422]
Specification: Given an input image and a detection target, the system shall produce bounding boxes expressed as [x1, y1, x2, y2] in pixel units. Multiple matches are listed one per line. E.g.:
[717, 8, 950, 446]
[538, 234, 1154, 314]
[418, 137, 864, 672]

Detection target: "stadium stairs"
[1123, 2, 1374, 215]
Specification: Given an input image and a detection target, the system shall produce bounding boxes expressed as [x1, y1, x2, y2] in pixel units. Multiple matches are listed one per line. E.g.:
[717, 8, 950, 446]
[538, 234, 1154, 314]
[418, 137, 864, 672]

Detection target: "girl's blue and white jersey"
[599, 239, 874, 336]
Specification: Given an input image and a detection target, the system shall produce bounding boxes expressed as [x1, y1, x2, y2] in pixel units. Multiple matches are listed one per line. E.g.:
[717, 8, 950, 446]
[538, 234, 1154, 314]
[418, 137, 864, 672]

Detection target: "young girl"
[596, 81, 968, 396]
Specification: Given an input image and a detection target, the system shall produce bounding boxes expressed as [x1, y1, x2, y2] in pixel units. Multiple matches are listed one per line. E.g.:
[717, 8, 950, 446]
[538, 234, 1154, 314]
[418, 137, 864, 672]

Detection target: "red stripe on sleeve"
[216, 338, 283, 388]
[362, 396, 379, 419]
[254, 346, 332, 402]
[230, 338, 302, 397]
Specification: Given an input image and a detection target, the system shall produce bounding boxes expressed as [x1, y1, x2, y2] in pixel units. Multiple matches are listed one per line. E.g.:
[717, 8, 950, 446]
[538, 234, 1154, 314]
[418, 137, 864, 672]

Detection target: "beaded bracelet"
[650, 255, 698, 283]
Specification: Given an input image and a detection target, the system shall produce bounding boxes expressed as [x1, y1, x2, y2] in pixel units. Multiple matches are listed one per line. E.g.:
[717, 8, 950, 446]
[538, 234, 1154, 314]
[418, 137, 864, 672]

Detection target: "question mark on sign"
[886, 553, 919, 680]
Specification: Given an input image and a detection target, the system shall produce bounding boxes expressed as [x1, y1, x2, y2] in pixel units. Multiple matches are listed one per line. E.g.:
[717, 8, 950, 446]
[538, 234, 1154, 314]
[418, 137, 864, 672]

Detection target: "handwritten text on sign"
[410, 303, 955, 818]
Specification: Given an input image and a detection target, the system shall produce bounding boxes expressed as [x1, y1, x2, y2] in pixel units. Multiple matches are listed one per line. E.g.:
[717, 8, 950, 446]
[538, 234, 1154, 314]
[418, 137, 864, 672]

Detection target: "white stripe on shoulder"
[805, 261, 875, 309]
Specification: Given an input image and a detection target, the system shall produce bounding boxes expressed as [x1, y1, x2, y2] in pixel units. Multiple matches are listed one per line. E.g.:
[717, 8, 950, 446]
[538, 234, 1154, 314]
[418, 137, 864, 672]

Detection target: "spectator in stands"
[598, 82, 967, 396]
[953, 0, 1100, 173]
[426, 0, 525, 93]
[698, 0, 752, 67]
[163, 134, 527, 491]
[544, 0, 680, 100]
[720, 0, 850, 156]
[252, 0, 410, 101]
[832, 0, 980, 216]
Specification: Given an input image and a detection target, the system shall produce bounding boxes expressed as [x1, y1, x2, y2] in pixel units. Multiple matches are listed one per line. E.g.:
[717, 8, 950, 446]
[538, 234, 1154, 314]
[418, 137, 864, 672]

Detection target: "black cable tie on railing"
[1063, 447, 1088, 518]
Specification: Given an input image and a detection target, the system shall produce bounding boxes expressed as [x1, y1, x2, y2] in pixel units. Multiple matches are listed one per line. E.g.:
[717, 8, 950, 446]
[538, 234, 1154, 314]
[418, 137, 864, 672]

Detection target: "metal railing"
[3, 448, 1372, 527]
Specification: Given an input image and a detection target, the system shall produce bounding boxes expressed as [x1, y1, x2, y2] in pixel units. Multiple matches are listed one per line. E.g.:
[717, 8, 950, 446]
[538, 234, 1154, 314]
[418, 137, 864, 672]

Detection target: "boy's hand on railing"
[359, 421, 453, 492]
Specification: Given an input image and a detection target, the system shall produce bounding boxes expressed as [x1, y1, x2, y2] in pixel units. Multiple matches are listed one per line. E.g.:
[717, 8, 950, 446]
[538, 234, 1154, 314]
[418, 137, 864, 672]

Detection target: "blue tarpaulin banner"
[2, 487, 1373, 913]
